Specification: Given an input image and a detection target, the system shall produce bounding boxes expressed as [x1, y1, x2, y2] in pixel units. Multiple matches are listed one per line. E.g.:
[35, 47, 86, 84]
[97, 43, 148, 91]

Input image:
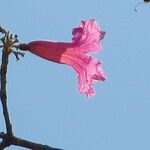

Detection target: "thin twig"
[12, 135, 63, 150]
[0, 27, 63, 150]
[12, 51, 25, 61]
[0, 133, 63, 150]
[0, 49, 13, 135]
[0, 26, 7, 34]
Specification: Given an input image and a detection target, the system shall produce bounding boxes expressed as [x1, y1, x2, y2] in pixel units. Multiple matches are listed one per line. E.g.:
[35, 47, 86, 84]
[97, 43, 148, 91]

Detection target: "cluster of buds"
[0, 26, 24, 60]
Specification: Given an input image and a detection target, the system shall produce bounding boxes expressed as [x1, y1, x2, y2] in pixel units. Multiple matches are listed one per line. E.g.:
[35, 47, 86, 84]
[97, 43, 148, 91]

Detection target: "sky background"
[0, 0, 150, 150]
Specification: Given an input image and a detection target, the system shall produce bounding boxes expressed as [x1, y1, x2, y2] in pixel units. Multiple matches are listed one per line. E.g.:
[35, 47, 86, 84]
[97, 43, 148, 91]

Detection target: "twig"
[0, 133, 62, 150]
[0, 27, 63, 150]
[12, 135, 63, 150]
[12, 51, 25, 61]
[0, 26, 7, 34]
[0, 49, 13, 135]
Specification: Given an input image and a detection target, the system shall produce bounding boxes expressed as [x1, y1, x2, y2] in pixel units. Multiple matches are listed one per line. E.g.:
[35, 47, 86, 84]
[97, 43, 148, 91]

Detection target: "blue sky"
[0, 0, 150, 150]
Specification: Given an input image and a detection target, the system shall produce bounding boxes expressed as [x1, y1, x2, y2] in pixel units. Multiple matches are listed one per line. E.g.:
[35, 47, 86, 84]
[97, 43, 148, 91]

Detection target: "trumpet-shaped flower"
[18, 19, 106, 97]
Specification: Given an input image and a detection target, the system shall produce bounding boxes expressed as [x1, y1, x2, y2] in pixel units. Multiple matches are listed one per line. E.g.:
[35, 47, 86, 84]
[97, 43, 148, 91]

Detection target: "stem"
[0, 50, 13, 135]
[0, 27, 63, 150]
[0, 133, 63, 150]
[12, 136, 63, 150]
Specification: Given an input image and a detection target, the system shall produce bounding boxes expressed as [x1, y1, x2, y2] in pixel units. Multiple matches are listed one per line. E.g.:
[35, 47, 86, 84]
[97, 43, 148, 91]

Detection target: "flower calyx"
[0, 26, 25, 60]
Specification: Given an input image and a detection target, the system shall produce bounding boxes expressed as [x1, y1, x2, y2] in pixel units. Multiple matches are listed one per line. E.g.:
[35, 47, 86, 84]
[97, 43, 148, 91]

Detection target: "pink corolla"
[18, 19, 106, 97]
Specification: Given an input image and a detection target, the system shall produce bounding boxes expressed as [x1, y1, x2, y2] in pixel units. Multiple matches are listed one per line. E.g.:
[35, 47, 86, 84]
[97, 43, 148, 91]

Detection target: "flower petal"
[60, 53, 106, 97]
[72, 19, 106, 53]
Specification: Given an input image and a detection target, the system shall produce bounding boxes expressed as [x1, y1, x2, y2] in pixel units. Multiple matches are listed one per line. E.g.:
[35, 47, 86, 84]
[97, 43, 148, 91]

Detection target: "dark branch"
[12, 51, 25, 61]
[0, 26, 7, 34]
[0, 47, 13, 135]
[0, 133, 12, 149]
[0, 133, 63, 150]
[0, 27, 63, 150]
[12, 136, 63, 150]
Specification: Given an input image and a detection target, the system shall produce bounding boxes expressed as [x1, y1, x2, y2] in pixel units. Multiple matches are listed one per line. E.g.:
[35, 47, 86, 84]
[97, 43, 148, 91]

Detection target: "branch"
[0, 133, 62, 150]
[0, 38, 13, 136]
[0, 26, 7, 34]
[0, 27, 63, 150]
[12, 136, 63, 150]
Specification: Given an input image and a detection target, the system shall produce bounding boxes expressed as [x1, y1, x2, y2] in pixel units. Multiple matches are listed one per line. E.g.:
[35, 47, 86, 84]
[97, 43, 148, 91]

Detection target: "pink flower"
[18, 19, 106, 97]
